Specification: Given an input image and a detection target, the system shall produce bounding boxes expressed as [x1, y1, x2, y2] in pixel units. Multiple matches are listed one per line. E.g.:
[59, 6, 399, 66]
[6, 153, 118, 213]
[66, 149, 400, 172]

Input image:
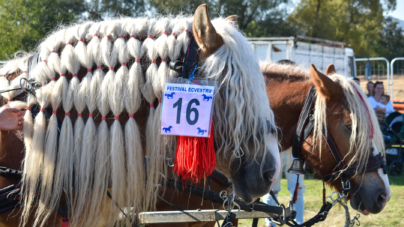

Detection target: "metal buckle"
[169, 60, 183, 73]
[166, 158, 174, 167]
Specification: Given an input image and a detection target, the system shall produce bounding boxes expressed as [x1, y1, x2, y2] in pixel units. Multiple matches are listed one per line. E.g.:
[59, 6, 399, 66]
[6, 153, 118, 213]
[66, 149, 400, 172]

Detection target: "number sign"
[161, 83, 214, 137]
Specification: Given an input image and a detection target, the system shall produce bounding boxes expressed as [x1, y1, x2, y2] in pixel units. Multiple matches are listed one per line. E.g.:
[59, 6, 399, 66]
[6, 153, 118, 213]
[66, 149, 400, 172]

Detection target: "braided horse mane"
[0, 14, 275, 227]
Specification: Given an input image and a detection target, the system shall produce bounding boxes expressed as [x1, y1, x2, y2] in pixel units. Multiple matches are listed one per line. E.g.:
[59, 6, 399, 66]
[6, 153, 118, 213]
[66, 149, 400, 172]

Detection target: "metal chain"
[323, 179, 360, 227]
[219, 190, 240, 227]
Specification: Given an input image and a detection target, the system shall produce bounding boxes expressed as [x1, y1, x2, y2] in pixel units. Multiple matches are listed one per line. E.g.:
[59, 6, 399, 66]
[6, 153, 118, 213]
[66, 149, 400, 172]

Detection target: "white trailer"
[247, 35, 357, 77]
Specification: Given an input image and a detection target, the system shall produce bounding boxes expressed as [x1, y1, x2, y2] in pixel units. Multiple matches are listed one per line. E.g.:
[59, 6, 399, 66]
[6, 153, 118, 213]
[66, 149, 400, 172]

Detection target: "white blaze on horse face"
[266, 133, 280, 189]
[372, 141, 391, 203]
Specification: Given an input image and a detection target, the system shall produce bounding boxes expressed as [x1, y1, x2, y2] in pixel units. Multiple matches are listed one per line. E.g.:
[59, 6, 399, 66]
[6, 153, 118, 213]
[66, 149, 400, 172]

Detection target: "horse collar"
[292, 85, 387, 182]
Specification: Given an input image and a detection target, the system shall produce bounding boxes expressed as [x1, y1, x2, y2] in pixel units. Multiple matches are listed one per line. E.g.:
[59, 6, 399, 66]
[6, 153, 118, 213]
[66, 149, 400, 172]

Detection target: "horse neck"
[265, 75, 312, 150]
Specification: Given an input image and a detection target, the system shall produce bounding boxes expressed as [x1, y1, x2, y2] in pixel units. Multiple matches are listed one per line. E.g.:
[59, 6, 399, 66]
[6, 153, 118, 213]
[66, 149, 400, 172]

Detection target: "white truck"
[247, 35, 356, 77]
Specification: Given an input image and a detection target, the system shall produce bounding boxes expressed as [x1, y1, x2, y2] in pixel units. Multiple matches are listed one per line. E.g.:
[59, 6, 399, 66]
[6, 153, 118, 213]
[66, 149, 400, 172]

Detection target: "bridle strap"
[292, 85, 316, 159]
[322, 129, 346, 170]
[182, 31, 199, 80]
[292, 85, 387, 182]
[322, 153, 387, 181]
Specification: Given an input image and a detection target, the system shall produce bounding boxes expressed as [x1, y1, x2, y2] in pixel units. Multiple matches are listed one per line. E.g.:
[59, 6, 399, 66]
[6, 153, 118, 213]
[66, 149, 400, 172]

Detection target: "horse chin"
[350, 188, 386, 214]
[230, 168, 276, 204]
[351, 193, 370, 215]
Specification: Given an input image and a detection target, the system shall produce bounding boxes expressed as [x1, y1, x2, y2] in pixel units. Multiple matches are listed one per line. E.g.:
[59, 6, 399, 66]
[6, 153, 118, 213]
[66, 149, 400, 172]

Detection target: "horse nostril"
[378, 192, 387, 206]
[262, 170, 273, 181]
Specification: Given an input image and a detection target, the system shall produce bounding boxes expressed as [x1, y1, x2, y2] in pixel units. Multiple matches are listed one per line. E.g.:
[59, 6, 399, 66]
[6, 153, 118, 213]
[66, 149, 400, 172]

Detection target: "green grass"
[230, 174, 404, 227]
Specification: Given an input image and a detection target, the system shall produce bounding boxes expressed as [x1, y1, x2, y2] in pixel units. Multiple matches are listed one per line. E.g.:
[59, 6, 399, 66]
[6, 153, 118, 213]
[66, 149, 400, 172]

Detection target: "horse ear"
[225, 15, 238, 23]
[311, 64, 342, 100]
[193, 4, 223, 57]
[325, 64, 337, 75]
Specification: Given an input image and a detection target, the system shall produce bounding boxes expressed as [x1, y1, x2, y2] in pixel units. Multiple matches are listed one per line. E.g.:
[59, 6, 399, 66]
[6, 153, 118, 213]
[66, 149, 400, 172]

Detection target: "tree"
[0, 0, 86, 59]
[150, 0, 290, 33]
[373, 17, 404, 62]
[0, 0, 150, 60]
[85, 0, 148, 20]
[244, 6, 296, 37]
[287, 0, 397, 57]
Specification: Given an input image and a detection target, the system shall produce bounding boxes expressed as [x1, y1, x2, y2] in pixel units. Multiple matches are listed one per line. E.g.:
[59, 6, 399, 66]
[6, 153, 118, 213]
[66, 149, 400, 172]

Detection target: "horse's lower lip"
[233, 186, 254, 203]
[359, 209, 369, 215]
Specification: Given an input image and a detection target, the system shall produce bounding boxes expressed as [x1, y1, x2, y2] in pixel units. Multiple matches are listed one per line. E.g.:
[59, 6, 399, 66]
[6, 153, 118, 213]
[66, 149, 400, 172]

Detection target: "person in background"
[368, 81, 395, 121]
[375, 94, 395, 121]
[263, 148, 305, 226]
[353, 77, 360, 85]
[0, 106, 25, 131]
[366, 81, 374, 97]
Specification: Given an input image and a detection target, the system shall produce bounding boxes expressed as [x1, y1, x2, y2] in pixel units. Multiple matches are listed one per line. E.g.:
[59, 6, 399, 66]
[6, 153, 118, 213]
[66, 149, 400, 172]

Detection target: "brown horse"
[153, 62, 391, 227]
[0, 4, 280, 227]
[262, 63, 390, 214]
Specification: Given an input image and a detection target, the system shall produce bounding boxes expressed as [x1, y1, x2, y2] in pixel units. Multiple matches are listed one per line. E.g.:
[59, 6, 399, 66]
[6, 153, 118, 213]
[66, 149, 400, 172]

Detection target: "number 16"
[173, 98, 200, 125]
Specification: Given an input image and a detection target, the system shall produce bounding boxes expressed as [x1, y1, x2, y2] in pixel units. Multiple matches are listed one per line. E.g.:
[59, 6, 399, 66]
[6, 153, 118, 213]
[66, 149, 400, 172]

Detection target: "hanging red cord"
[174, 124, 216, 183]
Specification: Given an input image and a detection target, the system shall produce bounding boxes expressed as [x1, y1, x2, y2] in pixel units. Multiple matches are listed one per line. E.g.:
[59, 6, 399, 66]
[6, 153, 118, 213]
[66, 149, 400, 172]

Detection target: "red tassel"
[174, 125, 216, 183]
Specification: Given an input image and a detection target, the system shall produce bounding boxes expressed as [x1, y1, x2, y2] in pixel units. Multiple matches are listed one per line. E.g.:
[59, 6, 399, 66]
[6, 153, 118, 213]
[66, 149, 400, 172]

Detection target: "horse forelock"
[313, 74, 384, 176]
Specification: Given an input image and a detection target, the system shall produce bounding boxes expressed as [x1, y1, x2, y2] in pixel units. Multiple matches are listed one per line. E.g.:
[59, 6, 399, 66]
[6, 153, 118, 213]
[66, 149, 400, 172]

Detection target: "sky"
[387, 0, 404, 21]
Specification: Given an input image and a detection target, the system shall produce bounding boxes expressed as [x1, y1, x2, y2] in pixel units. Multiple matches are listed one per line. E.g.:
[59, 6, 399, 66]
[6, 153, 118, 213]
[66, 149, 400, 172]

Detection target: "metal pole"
[355, 57, 390, 96]
[391, 57, 404, 101]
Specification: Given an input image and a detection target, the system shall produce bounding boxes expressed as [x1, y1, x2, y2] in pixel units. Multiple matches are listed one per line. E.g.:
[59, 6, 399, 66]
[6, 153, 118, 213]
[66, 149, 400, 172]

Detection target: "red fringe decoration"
[174, 125, 216, 183]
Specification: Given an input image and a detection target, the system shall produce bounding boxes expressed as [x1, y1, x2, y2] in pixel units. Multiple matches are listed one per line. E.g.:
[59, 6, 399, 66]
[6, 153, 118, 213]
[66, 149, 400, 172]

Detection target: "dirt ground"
[357, 75, 404, 100]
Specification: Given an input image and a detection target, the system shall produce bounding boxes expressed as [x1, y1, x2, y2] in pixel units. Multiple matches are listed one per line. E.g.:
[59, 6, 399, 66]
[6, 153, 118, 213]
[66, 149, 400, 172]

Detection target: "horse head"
[192, 5, 280, 203]
[301, 64, 390, 214]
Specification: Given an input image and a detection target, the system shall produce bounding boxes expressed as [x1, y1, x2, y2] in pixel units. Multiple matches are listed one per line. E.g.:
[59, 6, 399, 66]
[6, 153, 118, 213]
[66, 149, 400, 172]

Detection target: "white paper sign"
[161, 83, 214, 137]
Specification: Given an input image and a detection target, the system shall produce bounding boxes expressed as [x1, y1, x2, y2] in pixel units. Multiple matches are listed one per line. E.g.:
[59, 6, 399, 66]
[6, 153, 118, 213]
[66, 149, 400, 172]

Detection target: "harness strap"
[162, 178, 293, 216]
[209, 170, 231, 187]
[0, 184, 20, 214]
[251, 198, 260, 227]
[0, 167, 22, 180]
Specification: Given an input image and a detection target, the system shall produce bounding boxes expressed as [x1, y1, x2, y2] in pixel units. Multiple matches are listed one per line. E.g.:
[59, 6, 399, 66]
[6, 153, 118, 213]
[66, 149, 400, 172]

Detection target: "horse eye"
[345, 124, 352, 131]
